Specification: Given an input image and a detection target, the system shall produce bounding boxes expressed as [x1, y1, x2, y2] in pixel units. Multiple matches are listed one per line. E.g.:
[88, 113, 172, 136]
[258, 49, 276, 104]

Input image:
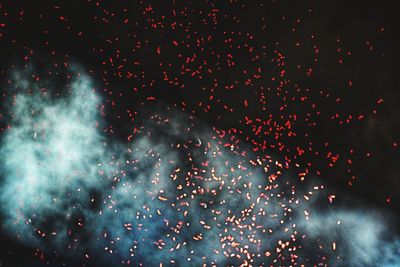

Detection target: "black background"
[0, 0, 399, 266]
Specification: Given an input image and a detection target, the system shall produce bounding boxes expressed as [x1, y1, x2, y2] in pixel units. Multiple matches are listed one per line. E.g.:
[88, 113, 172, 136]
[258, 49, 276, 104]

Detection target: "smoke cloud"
[0, 65, 399, 266]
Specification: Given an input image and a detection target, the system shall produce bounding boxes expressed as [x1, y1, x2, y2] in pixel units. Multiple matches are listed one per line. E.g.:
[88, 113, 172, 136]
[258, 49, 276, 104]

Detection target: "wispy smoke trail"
[0, 65, 399, 266]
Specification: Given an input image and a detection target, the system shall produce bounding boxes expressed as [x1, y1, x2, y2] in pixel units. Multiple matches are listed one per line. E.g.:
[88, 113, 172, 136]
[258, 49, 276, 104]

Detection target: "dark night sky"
[0, 0, 399, 266]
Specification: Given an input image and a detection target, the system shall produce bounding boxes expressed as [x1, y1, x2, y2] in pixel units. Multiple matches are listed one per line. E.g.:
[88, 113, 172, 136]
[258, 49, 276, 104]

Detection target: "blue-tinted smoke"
[0, 65, 399, 266]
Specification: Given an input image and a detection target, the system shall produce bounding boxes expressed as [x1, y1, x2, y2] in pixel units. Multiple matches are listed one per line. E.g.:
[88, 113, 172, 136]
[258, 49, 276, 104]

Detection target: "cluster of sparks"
[0, 0, 399, 266]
